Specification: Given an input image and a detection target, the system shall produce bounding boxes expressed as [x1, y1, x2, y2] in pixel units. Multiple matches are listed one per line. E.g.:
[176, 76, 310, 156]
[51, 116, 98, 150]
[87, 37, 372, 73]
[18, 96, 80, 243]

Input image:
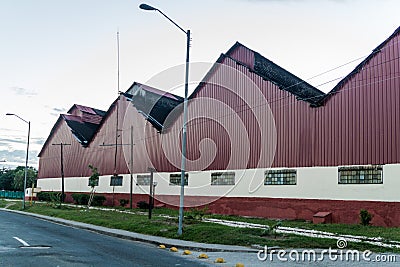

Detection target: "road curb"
[1, 208, 257, 253]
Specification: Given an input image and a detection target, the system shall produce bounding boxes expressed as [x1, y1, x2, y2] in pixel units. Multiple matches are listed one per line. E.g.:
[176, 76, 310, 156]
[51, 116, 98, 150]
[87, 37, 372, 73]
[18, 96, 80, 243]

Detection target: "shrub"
[37, 192, 52, 202]
[186, 206, 209, 221]
[360, 209, 373, 226]
[71, 193, 80, 204]
[37, 192, 65, 203]
[137, 201, 151, 209]
[119, 199, 129, 207]
[92, 195, 106, 206]
[71, 193, 89, 205]
[260, 221, 282, 238]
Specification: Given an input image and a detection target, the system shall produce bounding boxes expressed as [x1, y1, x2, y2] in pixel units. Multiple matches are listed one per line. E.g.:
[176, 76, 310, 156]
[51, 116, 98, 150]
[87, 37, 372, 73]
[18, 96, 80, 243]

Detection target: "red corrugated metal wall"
[313, 32, 400, 166]
[225, 35, 400, 168]
[38, 30, 400, 178]
[185, 58, 276, 170]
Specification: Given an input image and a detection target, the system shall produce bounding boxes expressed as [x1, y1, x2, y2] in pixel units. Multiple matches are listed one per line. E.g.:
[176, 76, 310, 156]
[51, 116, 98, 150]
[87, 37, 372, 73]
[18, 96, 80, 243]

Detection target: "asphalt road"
[0, 210, 213, 267]
[1, 209, 398, 267]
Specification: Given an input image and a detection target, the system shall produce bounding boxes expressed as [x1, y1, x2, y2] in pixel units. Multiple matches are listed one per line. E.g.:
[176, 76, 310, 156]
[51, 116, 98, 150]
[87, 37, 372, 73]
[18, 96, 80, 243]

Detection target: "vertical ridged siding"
[38, 30, 400, 178]
[312, 32, 400, 166]
[227, 44, 254, 68]
[38, 98, 131, 178]
[225, 32, 400, 168]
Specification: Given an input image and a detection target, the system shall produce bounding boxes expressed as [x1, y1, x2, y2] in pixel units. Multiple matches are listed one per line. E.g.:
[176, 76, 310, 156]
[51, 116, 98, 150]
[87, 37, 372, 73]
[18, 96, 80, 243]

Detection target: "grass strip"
[1, 199, 399, 254]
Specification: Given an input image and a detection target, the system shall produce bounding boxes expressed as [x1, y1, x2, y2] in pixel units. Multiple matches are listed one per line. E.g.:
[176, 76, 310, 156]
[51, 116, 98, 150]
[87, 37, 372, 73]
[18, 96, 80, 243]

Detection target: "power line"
[38, 68, 400, 165]
[117, 53, 400, 146]
[38, 38, 400, 168]
[151, 39, 400, 97]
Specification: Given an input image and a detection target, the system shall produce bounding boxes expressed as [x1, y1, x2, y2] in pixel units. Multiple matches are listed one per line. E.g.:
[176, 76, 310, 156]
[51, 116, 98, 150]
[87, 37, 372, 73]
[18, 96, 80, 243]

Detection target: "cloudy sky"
[0, 0, 398, 169]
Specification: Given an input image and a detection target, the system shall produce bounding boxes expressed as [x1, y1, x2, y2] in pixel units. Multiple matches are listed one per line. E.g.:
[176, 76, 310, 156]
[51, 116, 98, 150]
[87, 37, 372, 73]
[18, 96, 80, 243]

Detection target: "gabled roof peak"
[319, 25, 400, 104]
[68, 104, 106, 117]
[222, 42, 326, 105]
[38, 104, 106, 156]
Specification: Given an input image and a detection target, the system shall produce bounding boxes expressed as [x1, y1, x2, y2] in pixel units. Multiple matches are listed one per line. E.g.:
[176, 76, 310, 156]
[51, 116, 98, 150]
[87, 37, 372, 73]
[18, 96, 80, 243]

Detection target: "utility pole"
[100, 130, 134, 209]
[130, 125, 134, 209]
[52, 143, 71, 202]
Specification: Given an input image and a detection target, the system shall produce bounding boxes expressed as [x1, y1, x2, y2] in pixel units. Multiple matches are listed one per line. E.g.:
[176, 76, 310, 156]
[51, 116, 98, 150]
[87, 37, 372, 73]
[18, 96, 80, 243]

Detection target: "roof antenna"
[114, 30, 120, 177]
[117, 29, 120, 95]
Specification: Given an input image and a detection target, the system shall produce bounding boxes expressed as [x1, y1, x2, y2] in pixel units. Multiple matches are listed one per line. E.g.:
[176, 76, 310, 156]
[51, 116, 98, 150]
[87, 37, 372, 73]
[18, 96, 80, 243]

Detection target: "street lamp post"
[139, 3, 190, 236]
[6, 113, 30, 209]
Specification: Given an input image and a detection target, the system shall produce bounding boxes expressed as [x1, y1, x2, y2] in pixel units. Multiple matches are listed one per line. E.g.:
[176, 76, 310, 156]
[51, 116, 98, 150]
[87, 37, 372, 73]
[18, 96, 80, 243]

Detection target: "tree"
[88, 165, 99, 188]
[87, 165, 100, 208]
[12, 166, 37, 191]
[0, 168, 13, 190]
[0, 166, 38, 191]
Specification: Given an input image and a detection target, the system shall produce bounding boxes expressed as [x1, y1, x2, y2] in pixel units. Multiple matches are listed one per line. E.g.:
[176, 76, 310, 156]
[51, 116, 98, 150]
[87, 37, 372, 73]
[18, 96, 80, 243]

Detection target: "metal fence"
[0, 190, 24, 199]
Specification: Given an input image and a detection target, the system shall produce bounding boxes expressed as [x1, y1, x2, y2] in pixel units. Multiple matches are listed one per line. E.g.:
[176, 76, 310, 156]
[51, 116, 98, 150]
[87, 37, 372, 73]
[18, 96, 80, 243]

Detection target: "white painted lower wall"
[37, 164, 400, 202]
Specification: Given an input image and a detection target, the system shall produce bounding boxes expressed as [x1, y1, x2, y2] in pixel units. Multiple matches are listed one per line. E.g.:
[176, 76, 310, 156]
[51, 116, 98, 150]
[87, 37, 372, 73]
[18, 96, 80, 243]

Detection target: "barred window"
[338, 166, 382, 184]
[136, 175, 151, 186]
[265, 169, 296, 185]
[211, 172, 235, 185]
[110, 175, 123, 186]
[169, 173, 188, 186]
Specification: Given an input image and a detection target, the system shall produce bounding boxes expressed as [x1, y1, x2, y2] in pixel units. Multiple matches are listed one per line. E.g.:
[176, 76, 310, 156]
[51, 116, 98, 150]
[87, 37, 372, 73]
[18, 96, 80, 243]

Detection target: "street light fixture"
[139, 3, 191, 236]
[6, 113, 30, 209]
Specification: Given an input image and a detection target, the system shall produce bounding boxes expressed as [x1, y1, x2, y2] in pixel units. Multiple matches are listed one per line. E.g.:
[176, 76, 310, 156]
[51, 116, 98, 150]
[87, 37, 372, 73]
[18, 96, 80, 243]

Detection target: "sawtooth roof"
[39, 27, 400, 156]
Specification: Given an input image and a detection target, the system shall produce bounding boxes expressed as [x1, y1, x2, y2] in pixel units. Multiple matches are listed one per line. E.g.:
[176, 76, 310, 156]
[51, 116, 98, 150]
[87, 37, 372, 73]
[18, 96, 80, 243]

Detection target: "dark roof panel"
[62, 105, 106, 146]
[125, 82, 184, 131]
[225, 42, 325, 106]
[37, 104, 106, 156]
[62, 116, 99, 147]
[253, 52, 325, 105]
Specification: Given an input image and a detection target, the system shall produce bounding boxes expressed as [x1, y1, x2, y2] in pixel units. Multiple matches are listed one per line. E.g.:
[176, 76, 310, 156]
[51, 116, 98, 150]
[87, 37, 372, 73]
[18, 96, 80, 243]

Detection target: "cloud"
[0, 128, 21, 133]
[0, 138, 27, 146]
[10, 87, 37, 96]
[241, 0, 298, 2]
[0, 149, 39, 168]
[52, 107, 67, 113]
[241, 0, 348, 2]
[50, 107, 67, 117]
[0, 135, 43, 166]
[31, 137, 46, 145]
[0, 149, 25, 161]
[0, 137, 47, 146]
